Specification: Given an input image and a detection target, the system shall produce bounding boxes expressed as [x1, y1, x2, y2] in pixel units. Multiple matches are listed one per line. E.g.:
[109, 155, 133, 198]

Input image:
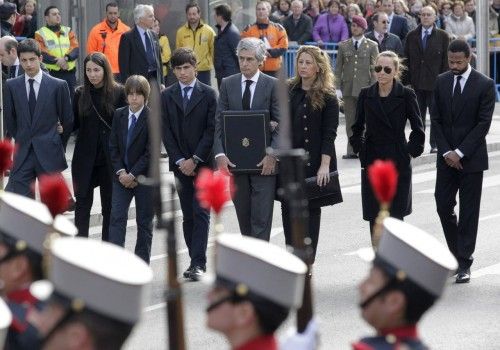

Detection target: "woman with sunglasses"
[350, 51, 425, 241]
[72, 52, 127, 241]
[280, 45, 343, 264]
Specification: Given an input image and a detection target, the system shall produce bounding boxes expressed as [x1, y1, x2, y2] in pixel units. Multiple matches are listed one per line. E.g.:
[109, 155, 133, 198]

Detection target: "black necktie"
[354, 40, 358, 50]
[10, 66, 16, 78]
[422, 30, 429, 49]
[453, 75, 462, 99]
[183, 86, 192, 112]
[242, 80, 252, 110]
[28, 78, 36, 120]
[144, 31, 156, 70]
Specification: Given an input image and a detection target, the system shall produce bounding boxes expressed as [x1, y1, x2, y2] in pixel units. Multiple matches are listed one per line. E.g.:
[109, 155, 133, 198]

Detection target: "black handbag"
[305, 171, 341, 200]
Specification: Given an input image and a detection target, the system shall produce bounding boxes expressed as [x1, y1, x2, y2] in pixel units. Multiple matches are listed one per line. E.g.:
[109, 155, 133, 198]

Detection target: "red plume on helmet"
[195, 168, 234, 214]
[37, 174, 71, 217]
[368, 159, 398, 204]
[0, 139, 15, 174]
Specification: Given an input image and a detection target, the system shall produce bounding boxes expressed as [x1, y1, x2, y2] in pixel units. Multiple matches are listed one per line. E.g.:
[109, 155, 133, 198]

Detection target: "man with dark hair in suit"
[431, 39, 495, 284]
[404, 6, 450, 153]
[4, 39, 73, 198]
[161, 48, 217, 281]
[109, 75, 153, 264]
[118, 4, 164, 85]
[213, 37, 280, 241]
[214, 3, 240, 88]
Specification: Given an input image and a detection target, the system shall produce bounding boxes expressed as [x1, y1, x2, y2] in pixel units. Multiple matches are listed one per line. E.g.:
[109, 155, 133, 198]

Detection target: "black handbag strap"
[91, 102, 112, 131]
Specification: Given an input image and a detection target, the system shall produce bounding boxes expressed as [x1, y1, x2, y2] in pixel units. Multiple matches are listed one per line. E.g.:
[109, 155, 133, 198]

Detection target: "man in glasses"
[404, 6, 450, 154]
[366, 12, 403, 56]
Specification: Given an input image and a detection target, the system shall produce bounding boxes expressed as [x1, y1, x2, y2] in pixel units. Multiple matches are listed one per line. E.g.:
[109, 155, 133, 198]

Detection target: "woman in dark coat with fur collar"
[350, 51, 425, 240]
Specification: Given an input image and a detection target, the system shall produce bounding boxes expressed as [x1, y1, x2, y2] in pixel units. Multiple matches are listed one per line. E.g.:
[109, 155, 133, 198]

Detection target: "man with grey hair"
[213, 37, 280, 241]
[118, 4, 163, 84]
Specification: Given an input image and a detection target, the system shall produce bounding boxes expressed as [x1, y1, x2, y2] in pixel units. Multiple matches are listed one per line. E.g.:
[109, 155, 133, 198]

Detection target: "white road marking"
[471, 263, 500, 278]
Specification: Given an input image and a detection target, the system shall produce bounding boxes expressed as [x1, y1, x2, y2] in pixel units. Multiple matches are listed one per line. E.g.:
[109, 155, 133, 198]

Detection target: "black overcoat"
[71, 85, 126, 197]
[350, 81, 425, 220]
[285, 85, 343, 208]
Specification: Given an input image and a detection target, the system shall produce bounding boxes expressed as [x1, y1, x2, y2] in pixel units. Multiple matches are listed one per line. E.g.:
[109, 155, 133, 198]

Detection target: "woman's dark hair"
[79, 52, 120, 116]
[448, 39, 471, 58]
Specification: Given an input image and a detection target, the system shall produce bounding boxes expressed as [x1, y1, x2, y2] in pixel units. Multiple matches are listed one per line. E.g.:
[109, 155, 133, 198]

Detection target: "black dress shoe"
[430, 147, 438, 154]
[188, 265, 206, 281]
[456, 268, 471, 283]
[183, 266, 194, 278]
[342, 154, 358, 159]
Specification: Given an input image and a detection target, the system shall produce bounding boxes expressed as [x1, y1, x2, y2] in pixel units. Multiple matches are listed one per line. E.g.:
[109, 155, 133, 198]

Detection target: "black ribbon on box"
[223, 110, 271, 174]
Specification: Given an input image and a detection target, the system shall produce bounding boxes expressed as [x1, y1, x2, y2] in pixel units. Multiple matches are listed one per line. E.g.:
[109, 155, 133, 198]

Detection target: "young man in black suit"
[161, 48, 217, 281]
[431, 40, 496, 284]
[108, 75, 153, 264]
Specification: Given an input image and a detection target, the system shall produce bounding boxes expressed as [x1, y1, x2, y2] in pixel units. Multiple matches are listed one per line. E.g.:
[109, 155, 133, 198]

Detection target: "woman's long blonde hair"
[289, 45, 336, 110]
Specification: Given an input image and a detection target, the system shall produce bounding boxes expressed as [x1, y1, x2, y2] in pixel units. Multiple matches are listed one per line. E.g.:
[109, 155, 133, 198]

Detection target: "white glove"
[336, 90, 343, 99]
[279, 318, 319, 350]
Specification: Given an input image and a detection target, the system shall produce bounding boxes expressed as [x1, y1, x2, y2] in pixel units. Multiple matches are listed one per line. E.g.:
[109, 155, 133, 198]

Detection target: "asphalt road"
[115, 151, 500, 350]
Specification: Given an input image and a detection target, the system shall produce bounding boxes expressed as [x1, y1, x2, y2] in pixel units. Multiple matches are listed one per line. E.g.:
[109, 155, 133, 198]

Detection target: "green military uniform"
[335, 37, 378, 156]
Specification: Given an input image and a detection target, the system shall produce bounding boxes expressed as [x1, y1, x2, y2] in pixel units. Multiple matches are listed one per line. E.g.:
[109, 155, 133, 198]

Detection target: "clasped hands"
[118, 171, 137, 188]
[217, 154, 276, 175]
[444, 151, 463, 170]
[178, 158, 197, 176]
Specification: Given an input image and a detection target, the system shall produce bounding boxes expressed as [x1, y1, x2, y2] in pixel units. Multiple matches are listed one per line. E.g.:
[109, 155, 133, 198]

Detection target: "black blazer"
[72, 85, 126, 197]
[351, 81, 425, 220]
[431, 69, 496, 173]
[118, 26, 164, 85]
[161, 80, 217, 170]
[109, 105, 150, 177]
[282, 14, 313, 44]
[389, 14, 409, 42]
[404, 25, 450, 90]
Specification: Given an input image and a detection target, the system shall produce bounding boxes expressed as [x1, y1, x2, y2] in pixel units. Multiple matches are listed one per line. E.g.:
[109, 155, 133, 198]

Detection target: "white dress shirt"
[12, 57, 20, 77]
[136, 26, 149, 53]
[421, 26, 433, 40]
[179, 79, 196, 100]
[25, 69, 43, 99]
[128, 106, 144, 128]
[352, 36, 365, 48]
[445, 64, 472, 159]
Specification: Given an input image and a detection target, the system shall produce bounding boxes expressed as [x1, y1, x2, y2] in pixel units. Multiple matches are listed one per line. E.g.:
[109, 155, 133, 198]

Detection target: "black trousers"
[435, 167, 483, 270]
[74, 164, 112, 241]
[281, 203, 321, 264]
[174, 169, 210, 268]
[415, 89, 435, 148]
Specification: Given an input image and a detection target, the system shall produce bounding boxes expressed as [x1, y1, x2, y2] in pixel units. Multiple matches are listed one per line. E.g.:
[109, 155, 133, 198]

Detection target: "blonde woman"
[350, 51, 424, 239]
[280, 45, 343, 263]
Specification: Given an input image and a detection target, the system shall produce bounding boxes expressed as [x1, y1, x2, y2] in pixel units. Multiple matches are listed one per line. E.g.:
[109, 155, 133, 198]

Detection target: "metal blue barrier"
[286, 38, 500, 101]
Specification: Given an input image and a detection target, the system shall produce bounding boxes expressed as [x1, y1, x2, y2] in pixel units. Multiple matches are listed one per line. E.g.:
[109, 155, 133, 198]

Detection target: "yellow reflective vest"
[36, 26, 76, 71]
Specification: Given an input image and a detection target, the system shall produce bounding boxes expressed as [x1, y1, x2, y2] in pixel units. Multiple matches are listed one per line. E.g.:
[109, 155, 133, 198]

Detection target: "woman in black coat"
[350, 51, 425, 238]
[281, 45, 343, 263]
[72, 52, 126, 240]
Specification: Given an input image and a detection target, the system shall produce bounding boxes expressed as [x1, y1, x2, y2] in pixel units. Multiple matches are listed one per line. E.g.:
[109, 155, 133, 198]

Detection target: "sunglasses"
[374, 65, 392, 74]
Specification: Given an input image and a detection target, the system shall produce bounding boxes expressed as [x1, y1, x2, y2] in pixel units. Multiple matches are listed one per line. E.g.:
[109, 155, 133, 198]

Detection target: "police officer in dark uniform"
[0, 192, 76, 349]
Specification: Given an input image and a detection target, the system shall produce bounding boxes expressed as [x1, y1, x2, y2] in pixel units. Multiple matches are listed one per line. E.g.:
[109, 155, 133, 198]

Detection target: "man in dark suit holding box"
[161, 48, 217, 281]
[213, 37, 280, 241]
[431, 40, 495, 284]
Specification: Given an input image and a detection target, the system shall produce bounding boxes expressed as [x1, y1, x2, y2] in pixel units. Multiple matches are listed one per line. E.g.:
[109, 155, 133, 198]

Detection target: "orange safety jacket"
[86, 19, 130, 74]
[240, 20, 288, 72]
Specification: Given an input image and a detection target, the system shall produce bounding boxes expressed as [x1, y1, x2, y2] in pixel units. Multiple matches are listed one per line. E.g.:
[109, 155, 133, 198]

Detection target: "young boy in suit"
[108, 75, 153, 263]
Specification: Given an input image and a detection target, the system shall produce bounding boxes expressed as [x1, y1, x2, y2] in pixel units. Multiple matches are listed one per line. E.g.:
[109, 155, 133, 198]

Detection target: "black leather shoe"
[430, 147, 438, 154]
[188, 265, 206, 281]
[342, 154, 358, 159]
[455, 268, 471, 283]
[183, 266, 193, 278]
